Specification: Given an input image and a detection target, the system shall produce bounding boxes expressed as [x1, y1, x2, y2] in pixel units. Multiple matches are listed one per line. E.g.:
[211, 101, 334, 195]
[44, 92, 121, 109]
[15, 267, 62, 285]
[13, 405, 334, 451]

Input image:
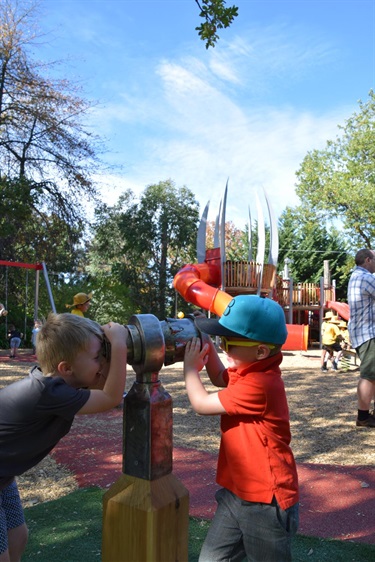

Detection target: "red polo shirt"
[217, 352, 299, 511]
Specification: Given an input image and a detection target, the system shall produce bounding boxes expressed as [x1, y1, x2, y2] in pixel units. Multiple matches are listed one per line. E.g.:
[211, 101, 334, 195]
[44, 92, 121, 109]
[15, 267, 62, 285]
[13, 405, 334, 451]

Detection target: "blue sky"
[37, 0, 374, 227]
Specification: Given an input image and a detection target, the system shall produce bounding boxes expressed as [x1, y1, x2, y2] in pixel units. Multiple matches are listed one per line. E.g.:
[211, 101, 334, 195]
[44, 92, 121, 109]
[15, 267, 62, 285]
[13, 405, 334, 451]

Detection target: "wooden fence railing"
[224, 261, 276, 296]
[275, 280, 335, 308]
[223, 261, 335, 307]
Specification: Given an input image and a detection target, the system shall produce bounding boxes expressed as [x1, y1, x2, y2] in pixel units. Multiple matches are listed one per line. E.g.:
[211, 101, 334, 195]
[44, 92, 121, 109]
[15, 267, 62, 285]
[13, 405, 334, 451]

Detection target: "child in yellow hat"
[66, 292, 92, 317]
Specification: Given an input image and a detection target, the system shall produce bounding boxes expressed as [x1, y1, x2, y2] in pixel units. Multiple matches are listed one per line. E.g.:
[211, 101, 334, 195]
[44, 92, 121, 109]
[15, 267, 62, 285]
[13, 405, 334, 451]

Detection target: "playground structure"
[277, 260, 349, 345]
[174, 183, 310, 350]
[0, 260, 56, 342]
[177, 183, 348, 349]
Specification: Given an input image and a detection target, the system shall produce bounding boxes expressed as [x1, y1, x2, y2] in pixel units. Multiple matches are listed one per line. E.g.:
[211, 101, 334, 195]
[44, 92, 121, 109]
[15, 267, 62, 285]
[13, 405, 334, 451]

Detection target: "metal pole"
[24, 270, 28, 340]
[319, 277, 324, 348]
[41, 262, 56, 313]
[34, 270, 40, 321]
[288, 277, 293, 324]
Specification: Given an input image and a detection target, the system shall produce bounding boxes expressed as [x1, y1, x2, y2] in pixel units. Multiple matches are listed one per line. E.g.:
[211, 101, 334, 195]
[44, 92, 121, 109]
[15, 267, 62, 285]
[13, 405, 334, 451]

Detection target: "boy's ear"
[256, 344, 271, 360]
[56, 361, 73, 378]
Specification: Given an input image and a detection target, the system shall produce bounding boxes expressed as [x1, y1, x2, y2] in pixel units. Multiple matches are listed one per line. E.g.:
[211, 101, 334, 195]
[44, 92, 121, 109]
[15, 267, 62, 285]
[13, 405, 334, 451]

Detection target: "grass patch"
[24, 488, 102, 561]
[24, 488, 375, 561]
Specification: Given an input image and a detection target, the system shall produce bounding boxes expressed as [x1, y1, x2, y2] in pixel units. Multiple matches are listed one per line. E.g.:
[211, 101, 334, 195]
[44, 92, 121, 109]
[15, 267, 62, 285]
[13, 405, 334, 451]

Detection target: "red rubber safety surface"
[51, 410, 375, 546]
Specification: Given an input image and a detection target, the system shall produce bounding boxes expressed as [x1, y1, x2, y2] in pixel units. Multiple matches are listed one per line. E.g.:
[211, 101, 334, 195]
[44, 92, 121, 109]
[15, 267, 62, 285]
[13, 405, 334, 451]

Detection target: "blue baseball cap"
[195, 295, 288, 345]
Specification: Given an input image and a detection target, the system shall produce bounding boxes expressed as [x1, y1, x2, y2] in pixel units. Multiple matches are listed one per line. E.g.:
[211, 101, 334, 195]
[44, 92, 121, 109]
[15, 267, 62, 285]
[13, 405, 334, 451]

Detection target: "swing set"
[0, 260, 56, 341]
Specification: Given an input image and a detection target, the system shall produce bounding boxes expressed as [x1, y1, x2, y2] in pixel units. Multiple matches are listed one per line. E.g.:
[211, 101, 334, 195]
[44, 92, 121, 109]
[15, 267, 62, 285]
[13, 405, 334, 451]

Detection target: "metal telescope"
[125, 313, 208, 373]
[115, 313, 209, 481]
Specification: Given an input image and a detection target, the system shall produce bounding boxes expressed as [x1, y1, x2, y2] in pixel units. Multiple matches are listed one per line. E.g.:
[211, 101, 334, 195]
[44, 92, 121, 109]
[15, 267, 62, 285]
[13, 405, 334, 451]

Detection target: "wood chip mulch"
[0, 349, 373, 507]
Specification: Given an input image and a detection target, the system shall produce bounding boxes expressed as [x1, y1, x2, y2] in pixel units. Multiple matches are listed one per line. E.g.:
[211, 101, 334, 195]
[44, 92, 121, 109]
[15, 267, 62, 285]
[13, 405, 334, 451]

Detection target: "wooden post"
[323, 260, 331, 289]
[101, 379, 189, 561]
[102, 473, 189, 562]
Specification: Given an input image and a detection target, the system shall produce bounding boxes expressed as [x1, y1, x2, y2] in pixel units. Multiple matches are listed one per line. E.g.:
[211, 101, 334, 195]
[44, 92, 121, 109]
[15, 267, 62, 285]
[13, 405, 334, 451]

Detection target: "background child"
[31, 319, 42, 355]
[0, 313, 128, 562]
[321, 316, 344, 371]
[338, 320, 352, 372]
[7, 325, 23, 359]
[65, 292, 92, 317]
[320, 310, 333, 372]
[184, 295, 299, 562]
[338, 320, 350, 350]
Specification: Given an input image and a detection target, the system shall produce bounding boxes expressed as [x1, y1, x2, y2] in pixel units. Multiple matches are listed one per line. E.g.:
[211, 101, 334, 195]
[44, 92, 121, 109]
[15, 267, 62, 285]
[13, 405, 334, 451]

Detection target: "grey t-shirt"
[0, 366, 90, 489]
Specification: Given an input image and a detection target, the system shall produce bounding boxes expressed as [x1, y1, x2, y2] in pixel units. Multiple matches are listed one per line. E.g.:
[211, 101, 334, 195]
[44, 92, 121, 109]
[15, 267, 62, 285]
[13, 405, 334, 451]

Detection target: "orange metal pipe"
[173, 263, 232, 315]
[283, 324, 309, 352]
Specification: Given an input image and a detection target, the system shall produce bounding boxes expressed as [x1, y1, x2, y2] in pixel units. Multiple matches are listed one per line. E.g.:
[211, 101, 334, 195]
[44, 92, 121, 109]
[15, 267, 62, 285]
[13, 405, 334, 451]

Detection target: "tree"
[204, 220, 249, 260]
[0, 175, 89, 329]
[278, 206, 350, 300]
[0, 176, 82, 267]
[89, 180, 200, 320]
[0, 176, 36, 258]
[0, 0, 103, 235]
[195, 0, 238, 48]
[295, 91, 375, 248]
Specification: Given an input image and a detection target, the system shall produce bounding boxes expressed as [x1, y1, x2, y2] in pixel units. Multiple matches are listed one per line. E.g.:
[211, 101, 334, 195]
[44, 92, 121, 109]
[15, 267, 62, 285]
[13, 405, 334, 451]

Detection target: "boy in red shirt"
[184, 295, 299, 562]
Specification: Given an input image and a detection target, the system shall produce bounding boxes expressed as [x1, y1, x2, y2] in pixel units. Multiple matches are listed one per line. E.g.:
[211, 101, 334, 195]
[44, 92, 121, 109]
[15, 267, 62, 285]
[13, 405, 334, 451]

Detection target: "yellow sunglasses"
[219, 336, 275, 353]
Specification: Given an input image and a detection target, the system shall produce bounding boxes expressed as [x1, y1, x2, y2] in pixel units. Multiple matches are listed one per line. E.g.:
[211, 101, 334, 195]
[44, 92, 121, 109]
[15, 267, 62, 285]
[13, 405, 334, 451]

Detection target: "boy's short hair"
[36, 313, 103, 374]
[195, 295, 288, 346]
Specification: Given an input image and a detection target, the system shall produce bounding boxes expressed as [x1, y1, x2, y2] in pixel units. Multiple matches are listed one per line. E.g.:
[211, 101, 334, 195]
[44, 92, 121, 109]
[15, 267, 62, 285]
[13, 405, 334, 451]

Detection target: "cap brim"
[195, 317, 242, 338]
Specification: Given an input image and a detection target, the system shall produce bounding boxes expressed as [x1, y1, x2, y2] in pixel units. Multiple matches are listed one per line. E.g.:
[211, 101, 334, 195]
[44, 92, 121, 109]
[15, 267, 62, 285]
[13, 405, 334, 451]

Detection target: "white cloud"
[88, 21, 353, 229]
[94, 102, 345, 229]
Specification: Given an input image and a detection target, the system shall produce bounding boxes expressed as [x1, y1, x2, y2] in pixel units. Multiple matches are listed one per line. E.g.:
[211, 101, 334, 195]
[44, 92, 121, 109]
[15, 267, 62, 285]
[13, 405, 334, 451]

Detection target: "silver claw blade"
[214, 199, 221, 249]
[264, 188, 279, 267]
[220, 179, 228, 290]
[197, 201, 210, 263]
[247, 205, 253, 262]
[255, 193, 265, 296]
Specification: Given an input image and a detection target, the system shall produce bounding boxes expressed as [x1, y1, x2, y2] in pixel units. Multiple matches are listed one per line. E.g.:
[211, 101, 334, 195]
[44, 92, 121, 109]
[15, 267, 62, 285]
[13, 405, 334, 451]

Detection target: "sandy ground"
[0, 348, 373, 505]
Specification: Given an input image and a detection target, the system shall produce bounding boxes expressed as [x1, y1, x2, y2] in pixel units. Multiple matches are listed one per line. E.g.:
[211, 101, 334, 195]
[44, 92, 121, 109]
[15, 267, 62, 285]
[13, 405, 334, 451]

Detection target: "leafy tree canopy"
[0, 177, 82, 269]
[0, 0, 104, 237]
[0, 175, 88, 327]
[295, 91, 375, 248]
[278, 206, 350, 300]
[89, 180, 200, 320]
